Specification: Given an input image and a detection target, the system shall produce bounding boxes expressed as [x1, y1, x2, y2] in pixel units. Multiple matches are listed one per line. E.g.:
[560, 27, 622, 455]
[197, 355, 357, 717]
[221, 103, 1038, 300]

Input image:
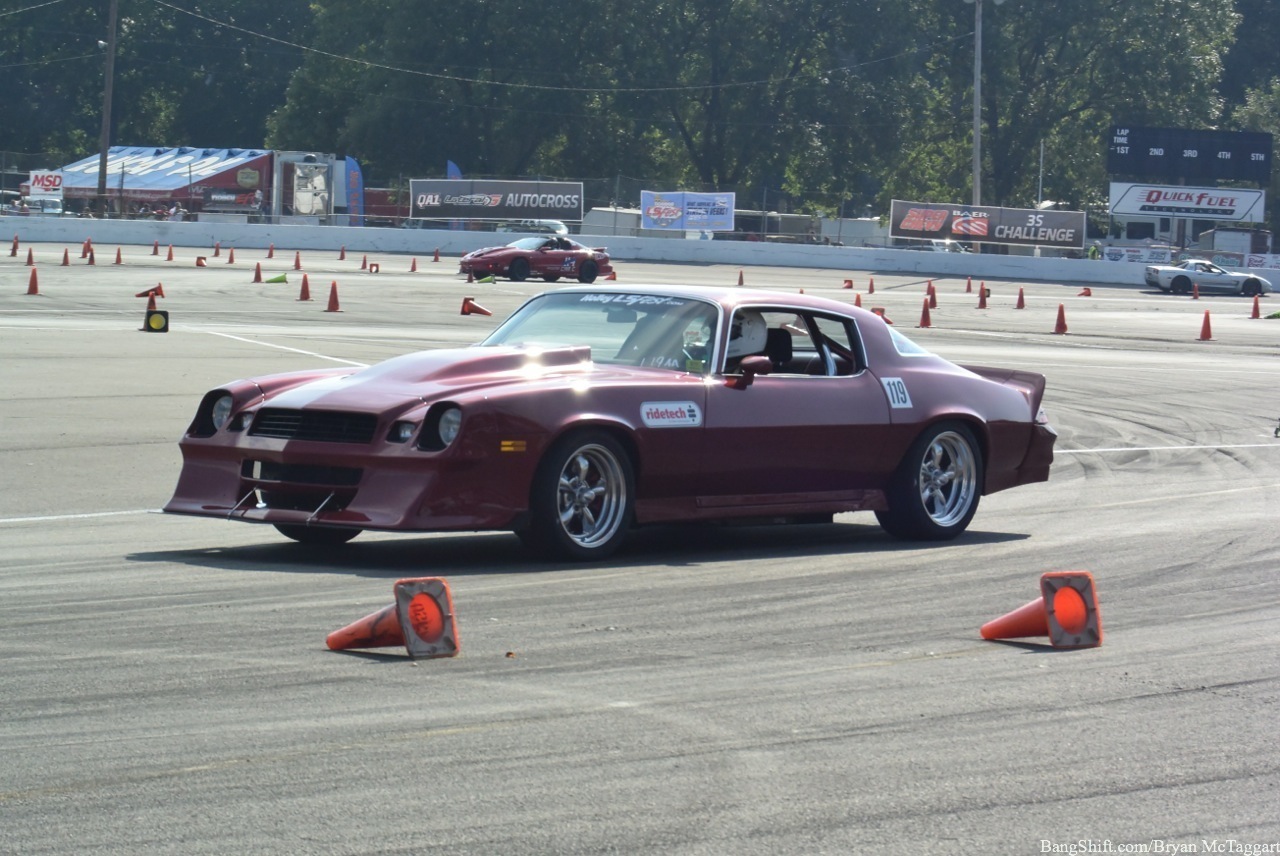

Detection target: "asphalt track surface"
[2, 240, 1279, 855]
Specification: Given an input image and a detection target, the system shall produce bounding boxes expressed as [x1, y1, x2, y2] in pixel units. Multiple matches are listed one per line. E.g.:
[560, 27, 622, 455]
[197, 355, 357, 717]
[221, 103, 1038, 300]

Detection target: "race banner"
[641, 191, 735, 231]
[1109, 182, 1266, 221]
[890, 199, 1086, 249]
[410, 179, 583, 222]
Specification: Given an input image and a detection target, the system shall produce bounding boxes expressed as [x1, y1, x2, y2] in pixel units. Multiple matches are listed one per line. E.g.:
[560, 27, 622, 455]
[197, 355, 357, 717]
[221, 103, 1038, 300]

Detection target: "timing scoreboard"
[1106, 126, 1272, 184]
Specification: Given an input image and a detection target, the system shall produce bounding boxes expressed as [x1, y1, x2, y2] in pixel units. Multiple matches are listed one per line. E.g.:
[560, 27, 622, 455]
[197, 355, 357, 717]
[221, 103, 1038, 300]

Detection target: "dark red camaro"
[164, 286, 1055, 559]
[458, 236, 613, 283]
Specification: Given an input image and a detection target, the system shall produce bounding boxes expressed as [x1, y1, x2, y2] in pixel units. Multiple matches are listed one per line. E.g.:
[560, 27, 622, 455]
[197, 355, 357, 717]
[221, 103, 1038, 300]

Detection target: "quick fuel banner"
[641, 191, 736, 231]
[890, 199, 1086, 249]
[410, 179, 583, 221]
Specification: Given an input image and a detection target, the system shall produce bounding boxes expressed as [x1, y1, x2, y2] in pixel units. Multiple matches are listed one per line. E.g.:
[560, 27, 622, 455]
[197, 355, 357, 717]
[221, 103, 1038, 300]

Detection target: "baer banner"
[890, 199, 1085, 249]
[410, 179, 583, 222]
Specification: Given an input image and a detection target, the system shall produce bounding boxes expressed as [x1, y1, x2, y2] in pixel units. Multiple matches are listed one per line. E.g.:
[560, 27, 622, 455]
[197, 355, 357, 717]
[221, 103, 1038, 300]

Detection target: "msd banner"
[890, 200, 1085, 249]
[1109, 182, 1266, 221]
[410, 179, 583, 221]
[28, 171, 64, 198]
[640, 191, 735, 231]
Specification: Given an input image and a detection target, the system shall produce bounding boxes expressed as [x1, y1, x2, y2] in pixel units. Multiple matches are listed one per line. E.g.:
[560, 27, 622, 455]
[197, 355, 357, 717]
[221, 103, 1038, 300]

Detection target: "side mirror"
[725, 355, 772, 389]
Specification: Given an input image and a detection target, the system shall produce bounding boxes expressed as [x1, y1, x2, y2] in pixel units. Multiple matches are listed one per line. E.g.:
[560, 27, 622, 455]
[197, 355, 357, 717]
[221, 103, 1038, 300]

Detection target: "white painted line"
[0, 509, 159, 525]
[206, 331, 369, 366]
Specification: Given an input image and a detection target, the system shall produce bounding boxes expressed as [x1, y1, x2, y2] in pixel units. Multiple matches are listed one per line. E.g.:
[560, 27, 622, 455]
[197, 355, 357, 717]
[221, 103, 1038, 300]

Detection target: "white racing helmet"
[727, 310, 767, 358]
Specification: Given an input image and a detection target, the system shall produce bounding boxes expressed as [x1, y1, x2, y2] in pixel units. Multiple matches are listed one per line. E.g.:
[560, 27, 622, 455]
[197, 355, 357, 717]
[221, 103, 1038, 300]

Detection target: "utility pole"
[95, 0, 120, 217]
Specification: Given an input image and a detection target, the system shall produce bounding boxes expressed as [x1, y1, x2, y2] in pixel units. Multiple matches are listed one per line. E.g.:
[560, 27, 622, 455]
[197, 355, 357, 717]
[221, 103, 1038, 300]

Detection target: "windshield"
[482, 292, 719, 373]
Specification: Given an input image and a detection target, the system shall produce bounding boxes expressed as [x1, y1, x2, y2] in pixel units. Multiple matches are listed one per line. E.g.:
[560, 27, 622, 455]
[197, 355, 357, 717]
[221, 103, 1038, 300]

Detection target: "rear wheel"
[577, 260, 599, 283]
[519, 430, 633, 560]
[508, 257, 530, 282]
[876, 422, 982, 540]
[274, 524, 361, 545]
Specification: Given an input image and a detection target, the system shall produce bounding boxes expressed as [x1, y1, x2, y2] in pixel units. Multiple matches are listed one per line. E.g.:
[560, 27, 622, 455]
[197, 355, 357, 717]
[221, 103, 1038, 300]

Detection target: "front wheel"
[876, 422, 982, 540]
[520, 430, 633, 560]
[274, 523, 361, 545]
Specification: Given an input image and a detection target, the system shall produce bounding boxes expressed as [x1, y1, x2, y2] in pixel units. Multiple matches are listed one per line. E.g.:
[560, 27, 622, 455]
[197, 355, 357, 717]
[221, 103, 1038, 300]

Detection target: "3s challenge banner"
[890, 200, 1085, 249]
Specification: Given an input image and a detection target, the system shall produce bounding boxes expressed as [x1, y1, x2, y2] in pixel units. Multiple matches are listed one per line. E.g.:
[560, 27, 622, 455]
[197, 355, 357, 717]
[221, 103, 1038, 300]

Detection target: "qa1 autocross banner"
[890, 199, 1086, 249]
[410, 179, 583, 221]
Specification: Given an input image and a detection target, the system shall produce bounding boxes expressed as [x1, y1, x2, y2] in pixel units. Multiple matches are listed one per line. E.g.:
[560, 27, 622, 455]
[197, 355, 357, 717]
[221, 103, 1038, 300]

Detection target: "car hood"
[263, 346, 661, 413]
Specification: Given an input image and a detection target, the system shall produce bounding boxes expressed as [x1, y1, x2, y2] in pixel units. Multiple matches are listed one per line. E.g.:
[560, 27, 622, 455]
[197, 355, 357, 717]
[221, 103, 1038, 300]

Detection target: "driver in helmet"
[725, 309, 767, 372]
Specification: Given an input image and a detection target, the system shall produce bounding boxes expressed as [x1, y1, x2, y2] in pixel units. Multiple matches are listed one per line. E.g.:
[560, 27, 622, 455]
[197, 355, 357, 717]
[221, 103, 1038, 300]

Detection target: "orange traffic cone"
[1251, 295, 1261, 319]
[25, 248, 34, 266]
[298, 274, 312, 302]
[326, 577, 459, 659]
[253, 262, 264, 283]
[1053, 303, 1069, 334]
[461, 296, 492, 316]
[1198, 310, 1212, 341]
[1015, 287, 1025, 309]
[115, 248, 124, 265]
[325, 281, 342, 312]
[409, 257, 418, 273]
[737, 270, 744, 286]
[166, 245, 174, 262]
[917, 297, 932, 328]
[26, 267, 39, 295]
[433, 248, 440, 263]
[227, 247, 236, 264]
[842, 279, 853, 289]
[293, 251, 302, 271]
[980, 571, 1102, 649]
[338, 246, 346, 261]
[60, 248, 69, 266]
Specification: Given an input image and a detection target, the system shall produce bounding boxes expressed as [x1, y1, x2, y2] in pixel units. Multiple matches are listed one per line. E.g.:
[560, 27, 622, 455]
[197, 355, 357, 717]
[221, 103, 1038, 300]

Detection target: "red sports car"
[459, 236, 613, 283]
[164, 286, 1055, 560]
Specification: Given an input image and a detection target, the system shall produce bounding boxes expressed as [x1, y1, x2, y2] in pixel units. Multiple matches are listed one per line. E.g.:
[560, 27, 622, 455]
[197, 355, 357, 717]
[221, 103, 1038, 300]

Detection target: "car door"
[696, 309, 895, 512]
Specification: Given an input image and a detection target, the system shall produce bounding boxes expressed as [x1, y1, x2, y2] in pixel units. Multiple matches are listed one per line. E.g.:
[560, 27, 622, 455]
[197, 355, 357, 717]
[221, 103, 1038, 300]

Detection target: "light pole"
[95, 0, 120, 217]
[962, 0, 1004, 207]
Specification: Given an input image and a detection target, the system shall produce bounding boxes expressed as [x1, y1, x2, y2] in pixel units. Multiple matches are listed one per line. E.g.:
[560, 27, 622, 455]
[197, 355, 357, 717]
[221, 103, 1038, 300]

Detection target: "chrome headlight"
[211, 394, 234, 431]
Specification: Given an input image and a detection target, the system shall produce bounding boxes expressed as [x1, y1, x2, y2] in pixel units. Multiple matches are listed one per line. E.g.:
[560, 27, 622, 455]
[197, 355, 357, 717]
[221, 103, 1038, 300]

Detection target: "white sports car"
[1143, 259, 1271, 296]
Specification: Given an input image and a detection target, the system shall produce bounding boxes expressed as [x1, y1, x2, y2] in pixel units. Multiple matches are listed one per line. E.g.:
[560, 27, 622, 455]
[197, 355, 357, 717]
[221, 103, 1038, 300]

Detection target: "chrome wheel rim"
[917, 430, 978, 528]
[556, 444, 627, 549]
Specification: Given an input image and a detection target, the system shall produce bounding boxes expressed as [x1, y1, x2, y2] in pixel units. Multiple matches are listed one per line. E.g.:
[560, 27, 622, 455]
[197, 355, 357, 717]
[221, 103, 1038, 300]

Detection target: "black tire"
[577, 260, 599, 284]
[519, 430, 633, 560]
[508, 257, 530, 282]
[1171, 276, 1191, 295]
[274, 523, 361, 545]
[875, 422, 982, 541]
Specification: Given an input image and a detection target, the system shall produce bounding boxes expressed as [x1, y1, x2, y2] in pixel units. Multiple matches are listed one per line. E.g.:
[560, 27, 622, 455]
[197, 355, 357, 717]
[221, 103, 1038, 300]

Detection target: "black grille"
[249, 408, 378, 444]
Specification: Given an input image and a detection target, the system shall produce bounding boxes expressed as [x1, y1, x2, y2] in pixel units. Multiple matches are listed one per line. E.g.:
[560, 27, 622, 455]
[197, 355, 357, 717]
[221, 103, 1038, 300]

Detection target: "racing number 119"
[882, 377, 913, 409]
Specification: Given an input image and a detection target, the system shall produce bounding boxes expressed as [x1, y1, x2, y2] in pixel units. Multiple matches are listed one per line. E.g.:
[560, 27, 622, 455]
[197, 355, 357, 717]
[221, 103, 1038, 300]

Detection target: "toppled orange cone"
[326, 577, 459, 659]
[461, 296, 492, 316]
[980, 571, 1102, 649]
